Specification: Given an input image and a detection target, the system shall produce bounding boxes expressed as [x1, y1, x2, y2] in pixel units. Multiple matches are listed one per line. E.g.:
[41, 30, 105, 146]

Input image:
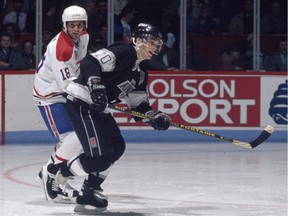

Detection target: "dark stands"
[189, 34, 286, 70]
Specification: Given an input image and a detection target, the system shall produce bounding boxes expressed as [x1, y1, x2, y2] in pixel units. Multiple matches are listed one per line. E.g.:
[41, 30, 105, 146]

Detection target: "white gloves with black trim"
[143, 110, 171, 131]
[88, 77, 108, 112]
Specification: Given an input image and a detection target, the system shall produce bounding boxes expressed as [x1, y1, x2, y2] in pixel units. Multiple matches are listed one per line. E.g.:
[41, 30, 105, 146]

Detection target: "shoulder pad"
[56, 32, 74, 62]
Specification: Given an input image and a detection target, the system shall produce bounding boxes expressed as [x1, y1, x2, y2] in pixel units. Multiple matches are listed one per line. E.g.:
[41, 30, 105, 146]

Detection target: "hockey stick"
[107, 104, 275, 149]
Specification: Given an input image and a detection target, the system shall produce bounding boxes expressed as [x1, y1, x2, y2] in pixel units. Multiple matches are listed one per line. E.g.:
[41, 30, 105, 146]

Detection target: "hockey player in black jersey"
[43, 23, 171, 214]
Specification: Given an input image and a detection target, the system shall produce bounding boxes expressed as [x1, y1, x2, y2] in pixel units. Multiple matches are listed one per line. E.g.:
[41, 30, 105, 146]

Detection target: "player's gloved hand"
[143, 110, 171, 131]
[88, 77, 108, 112]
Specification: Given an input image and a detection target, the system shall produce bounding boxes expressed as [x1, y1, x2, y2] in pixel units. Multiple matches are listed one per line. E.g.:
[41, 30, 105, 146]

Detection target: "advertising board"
[112, 72, 287, 129]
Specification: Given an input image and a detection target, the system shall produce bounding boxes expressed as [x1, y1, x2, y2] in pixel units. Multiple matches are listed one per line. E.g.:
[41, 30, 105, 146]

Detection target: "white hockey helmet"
[62, 5, 88, 32]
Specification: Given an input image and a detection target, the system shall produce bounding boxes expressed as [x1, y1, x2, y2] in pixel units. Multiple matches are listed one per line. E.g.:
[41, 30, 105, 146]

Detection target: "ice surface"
[0, 142, 287, 216]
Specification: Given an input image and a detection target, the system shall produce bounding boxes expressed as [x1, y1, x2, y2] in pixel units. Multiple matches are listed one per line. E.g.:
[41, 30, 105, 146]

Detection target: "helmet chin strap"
[134, 45, 148, 62]
[134, 47, 144, 62]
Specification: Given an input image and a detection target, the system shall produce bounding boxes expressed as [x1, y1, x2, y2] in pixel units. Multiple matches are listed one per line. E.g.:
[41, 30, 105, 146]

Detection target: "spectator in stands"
[179, 0, 215, 34]
[94, 22, 108, 46]
[20, 40, 35, 69]
[116, 4, 137, 43]
[3, 0, 26, 32]
[25, 0, 35, 33]
[114, 0, 127, 16]
[264, 38, 287, 72]
[42, 1, 61, 34]
[0, 32, 11, 70]
[3, 22, 22, 50]
[185, 0, 206, 33]
[86, 0, 107, 41]
[93, 0, 108, 39]
[238, 33, 265, 71]
[166, 32, 176, 49]
[197, 3, 222, 35]
[140, 33, 179, 71]
[160, 16, 177, 50]
[210, 0, 239, 34]
[228, 0, 253, 35]
[186, 37, 209, 70]
[0, 31, 26, 70]
[84, 0, 97, 40]
[190, 0, 211, 22]
[41, 28, 54, 55]
[214, 42, 245, 71]
[261, 0, 287, 34]
[113, 22, 123, 42]
[21, 0, 30, 13]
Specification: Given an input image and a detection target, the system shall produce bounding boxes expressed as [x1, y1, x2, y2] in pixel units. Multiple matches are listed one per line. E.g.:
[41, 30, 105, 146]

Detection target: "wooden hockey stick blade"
[107, 104, 275, 149]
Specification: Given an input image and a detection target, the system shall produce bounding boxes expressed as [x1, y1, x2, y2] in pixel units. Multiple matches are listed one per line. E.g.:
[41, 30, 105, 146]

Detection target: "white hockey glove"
[143, 110, 171, 131]
[88, 77, 108, 112]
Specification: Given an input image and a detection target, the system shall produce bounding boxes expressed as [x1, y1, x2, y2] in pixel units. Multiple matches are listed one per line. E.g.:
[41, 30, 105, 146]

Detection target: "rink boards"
[0, 71, 287, 144]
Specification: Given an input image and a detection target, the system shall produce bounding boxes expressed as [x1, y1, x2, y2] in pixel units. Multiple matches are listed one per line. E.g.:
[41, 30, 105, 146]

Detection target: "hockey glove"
[88, 77, 108, 112]
[143, 110, 171, 131]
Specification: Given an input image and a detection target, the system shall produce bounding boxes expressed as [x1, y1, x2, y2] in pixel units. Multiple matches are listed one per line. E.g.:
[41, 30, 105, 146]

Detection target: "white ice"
[0, 142, 287, 216]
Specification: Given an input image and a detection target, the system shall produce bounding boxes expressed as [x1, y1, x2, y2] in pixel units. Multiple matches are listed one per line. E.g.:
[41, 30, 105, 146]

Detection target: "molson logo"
[148, 76, 260, 126]
[269, 80, 288, 125]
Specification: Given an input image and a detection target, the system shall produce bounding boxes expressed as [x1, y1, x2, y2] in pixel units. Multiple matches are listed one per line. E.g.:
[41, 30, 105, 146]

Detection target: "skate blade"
[53, 196, 76, 204]
[74, 204, 107, 214]
[34, 174, 42, 187]
[41, 166, 51, 201]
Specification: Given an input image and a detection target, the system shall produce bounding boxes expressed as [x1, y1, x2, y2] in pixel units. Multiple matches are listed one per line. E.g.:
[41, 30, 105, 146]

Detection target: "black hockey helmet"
[132, 23, 163, 55]
[132, 23, 163, 40]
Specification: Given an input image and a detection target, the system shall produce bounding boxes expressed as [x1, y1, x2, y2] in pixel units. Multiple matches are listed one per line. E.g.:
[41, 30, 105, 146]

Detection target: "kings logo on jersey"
[117, 80, 136, 99]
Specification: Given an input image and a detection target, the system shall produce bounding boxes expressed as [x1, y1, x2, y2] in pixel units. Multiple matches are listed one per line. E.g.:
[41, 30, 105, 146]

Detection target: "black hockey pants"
[64, 100, 126, 173]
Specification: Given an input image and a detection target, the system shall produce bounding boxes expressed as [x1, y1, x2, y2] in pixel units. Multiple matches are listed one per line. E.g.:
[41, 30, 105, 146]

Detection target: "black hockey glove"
[143, 110, 171, 131]
[88, 77, 108, 112]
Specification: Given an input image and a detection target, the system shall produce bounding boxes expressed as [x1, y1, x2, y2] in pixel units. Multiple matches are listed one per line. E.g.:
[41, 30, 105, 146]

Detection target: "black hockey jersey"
[77, 42, 151, 113]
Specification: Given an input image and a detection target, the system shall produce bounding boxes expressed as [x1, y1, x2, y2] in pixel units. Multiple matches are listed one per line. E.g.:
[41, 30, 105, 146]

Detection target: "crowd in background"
[0, 0, 287, 71]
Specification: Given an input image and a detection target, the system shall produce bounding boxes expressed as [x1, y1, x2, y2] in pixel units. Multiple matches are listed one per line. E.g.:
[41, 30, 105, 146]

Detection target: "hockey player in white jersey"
[33, 5, 89, 203]
[41, 23, 172, 214]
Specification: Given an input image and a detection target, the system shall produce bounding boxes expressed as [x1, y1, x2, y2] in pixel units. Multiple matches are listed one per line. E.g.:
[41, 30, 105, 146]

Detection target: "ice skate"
[74, 179, 108, 214]
[54, 182, 79, 204]
[41, 164, 79, 203]
[41, 164, 59, 201]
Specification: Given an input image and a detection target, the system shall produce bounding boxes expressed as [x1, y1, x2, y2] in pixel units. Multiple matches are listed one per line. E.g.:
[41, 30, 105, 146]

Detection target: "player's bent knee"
[79, 154, 113, 173]
[112, 135, 126, 163]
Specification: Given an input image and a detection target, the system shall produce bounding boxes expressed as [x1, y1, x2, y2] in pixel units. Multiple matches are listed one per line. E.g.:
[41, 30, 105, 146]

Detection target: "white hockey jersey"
[33, 30, 89, 106]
